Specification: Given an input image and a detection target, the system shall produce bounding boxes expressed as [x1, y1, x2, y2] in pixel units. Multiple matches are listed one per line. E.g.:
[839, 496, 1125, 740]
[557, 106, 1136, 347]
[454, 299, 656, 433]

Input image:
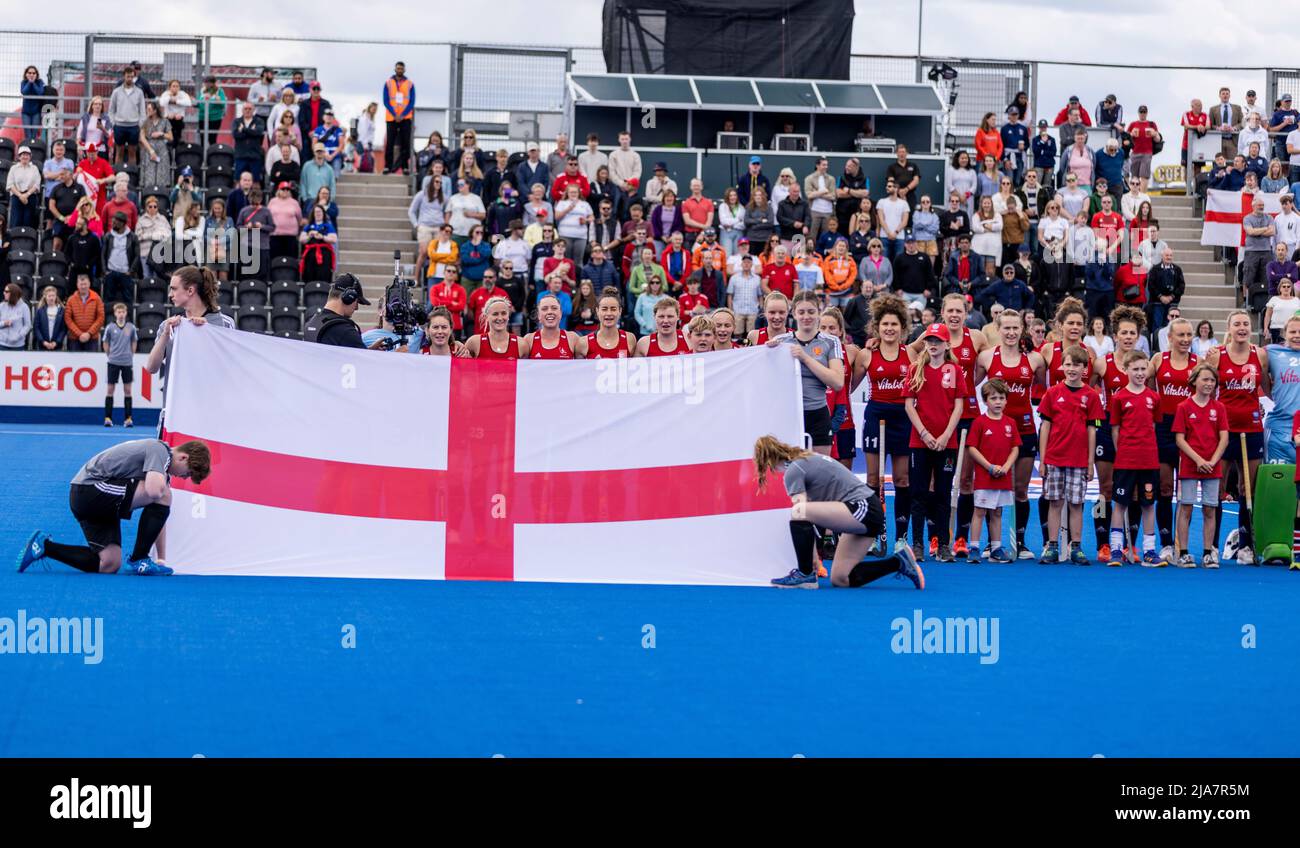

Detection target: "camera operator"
[304, 274, 386, 348]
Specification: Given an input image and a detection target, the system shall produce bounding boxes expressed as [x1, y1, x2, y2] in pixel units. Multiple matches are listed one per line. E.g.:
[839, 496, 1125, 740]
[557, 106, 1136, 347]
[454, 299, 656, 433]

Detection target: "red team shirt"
[1171, 397, 1228, 479]
[951, 326, 980, 418]
[903, 362, 963, 449]
[1046, 341, 1095, 387]
[1215, 346, 1264, 432]
[985, 348, 1036, 434]
[476, 333, 521, 360]
[867, 348, 909, 405]
[529, 331, 574, 360]
[586, 330, 633, 359]
[968, 413, 1019, 491]
[764, 263, 798, 298]
[1108, 386, 1161, 469]
[647, 332, 689, 356]
[1038, 383, 1103, 467]
[1154, 351, 1197, 421]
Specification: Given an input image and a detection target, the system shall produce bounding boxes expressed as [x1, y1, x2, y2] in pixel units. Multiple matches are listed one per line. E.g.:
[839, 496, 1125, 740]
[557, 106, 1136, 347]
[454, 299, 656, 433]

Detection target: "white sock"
[969, 537, 981, 554]
[1109, 529, 1124, 551]
[1144, 533, 1157, 552]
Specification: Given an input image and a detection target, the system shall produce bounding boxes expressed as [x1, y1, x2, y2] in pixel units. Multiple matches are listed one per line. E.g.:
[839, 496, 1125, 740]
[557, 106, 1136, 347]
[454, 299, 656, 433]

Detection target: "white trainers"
[1236, 546, 1257, 566]
[1159, 545, 1176, 565]
[1203, 550, 1219, 569]
[1222, 528, 1241, 561]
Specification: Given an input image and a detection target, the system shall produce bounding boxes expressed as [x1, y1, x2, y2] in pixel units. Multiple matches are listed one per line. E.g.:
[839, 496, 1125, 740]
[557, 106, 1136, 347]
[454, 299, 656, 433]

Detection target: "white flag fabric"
[1201, 189, 1281, 247]
[161, 323, 804, 586]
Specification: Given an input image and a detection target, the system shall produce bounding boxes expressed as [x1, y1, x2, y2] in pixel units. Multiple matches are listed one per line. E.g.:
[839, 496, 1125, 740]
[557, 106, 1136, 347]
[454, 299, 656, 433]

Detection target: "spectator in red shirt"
[1126, 104, 1161, 193]
[678, 274, 710, 319]
[429, 265, 468, 337]
[680, 178, 715, 249]
[100, 176, 138, 232]
[75, 143, 116, 218]
[1090, 194, 1125, 264]
[1053, 96, 1092, 126]
[762, 245, 798, 298]
[468, 267, 508, 332]
[1114, 253, 1148, 306]
[549, 155, 590, 203]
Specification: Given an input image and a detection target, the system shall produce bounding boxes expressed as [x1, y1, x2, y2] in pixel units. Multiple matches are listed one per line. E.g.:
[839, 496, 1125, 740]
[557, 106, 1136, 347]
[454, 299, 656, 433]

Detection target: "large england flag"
[1201, 189, 1282, 247]
[160, 323, 803, 586]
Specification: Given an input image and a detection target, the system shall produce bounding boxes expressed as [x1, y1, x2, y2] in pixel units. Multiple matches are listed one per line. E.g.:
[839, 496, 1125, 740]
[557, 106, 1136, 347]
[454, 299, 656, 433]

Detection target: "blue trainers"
[1069, 546, 1090, 566]
[1141, 549, 1165, 568]
[16, 531, 48, 573]
[896, 544, 925, 590]
[771, 567, 818, 589]
[1039, 543, 1059, 564]
[124, 556, 173, 576]
[988, 547, 1013, 563]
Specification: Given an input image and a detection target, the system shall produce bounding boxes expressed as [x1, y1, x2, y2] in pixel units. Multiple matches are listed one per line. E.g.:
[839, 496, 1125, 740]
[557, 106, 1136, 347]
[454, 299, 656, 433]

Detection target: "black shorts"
[1155, 419, 1178, 466]
[834, 428, 857, 461]
[1017, 429, 1039, 458]
[804, 405, 833, 447]
[69, 480, 138, 551]
[107, 363, 133, 385]
[114, 125, 140, 146]
[1231, 430, 1265, 461]
[1094, 419, 1115, 463]
[844, 493, 886, 536]
[1112, 469, 1158, 507]
[863, 401, 910, 456]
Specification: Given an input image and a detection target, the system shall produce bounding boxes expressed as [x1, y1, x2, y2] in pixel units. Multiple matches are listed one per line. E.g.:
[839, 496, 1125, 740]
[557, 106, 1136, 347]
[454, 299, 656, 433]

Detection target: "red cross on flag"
[1201, 189, 1282, 247]
[159, 324, 803, 586]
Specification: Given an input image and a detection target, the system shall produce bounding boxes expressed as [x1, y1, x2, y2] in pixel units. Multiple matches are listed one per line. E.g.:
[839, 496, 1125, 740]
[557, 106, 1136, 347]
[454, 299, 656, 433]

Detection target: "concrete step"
[335, 184, 412, 199]
[344, 237, 419, 253]
[1175, 294, 1239, 310]
[338, 212, 412, 226]
[344, 225, 417, 241]
[339, 173, 409, 184]
[337, 248, 440, 265]
[334, 198, 413, 213]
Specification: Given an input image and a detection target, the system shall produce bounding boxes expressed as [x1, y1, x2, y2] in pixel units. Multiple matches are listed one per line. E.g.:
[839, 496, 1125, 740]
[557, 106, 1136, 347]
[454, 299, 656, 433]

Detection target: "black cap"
[331, 273, 370, 305]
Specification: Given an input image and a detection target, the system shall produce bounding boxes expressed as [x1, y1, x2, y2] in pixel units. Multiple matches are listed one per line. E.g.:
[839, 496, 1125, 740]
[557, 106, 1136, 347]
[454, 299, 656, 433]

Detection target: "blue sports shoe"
[988, 547, 1013, 563]
[771, 567, 818, 589]
[1141, 549, 1165, 568]
[125, 557, 173, 576]
[896, 544, 925, 590]
[17, 531, 48, 573]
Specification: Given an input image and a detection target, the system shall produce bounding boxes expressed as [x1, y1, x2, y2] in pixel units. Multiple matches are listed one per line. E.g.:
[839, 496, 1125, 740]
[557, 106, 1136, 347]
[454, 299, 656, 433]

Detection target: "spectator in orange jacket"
[974, 113, 1004, 165]
[65, 273, 105, 352]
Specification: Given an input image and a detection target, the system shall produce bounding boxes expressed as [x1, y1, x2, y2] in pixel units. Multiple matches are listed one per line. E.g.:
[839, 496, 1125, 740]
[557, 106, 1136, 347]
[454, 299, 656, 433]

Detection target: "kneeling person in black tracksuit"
[754, 436, 925, 590]
[17, 438, 211, 576]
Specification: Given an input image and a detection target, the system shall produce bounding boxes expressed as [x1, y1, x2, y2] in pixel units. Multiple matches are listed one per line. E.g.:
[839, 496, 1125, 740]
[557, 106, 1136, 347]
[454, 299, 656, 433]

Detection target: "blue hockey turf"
[1, 423, 1296, 757]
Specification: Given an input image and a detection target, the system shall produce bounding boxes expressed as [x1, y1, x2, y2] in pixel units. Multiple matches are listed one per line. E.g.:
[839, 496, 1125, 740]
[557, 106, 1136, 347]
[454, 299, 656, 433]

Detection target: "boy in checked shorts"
[1036, 345, 1103, 564]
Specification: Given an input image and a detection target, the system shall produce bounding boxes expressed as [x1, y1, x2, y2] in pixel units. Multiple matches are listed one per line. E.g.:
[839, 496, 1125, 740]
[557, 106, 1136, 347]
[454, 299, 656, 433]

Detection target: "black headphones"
[335, 274, 361, 305]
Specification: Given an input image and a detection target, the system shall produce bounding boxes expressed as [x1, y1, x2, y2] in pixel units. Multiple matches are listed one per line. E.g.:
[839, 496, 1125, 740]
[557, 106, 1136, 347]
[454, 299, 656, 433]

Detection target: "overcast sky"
[22, 0, 1294, 165]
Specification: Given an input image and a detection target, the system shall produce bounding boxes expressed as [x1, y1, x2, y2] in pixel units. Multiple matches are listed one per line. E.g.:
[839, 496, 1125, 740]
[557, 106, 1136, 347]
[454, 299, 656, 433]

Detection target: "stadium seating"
[0, 162, 10, 200]
[236, 305, 271, 333]
[174, 142, 202, 176]
[0, 137, 13, 163]
[269, 256, 299, 283]
[136, 326, 156, 354]
[271, 306, 302, 334]
[38, 273, 67, 298]
[237, 279, 269, 308]
[219, 304, 237, 323]
[136, 277, 167, 304]
[141, 186, 170, 217]
[10, 274, 33, 300]
[302, 281, 329, 311]
[22, 139, 45, 168]
[134, 304, 168, 334]
[216, 284, 235, 308]
[7, 249, 36, 278]
[270, 280, 301, 309]
[205, 185, 231, 209]
[8, 226, 38, 254]
[36, 250, 68, 280]
[205, 143, 235, 172]
[121, 164, 140, 192]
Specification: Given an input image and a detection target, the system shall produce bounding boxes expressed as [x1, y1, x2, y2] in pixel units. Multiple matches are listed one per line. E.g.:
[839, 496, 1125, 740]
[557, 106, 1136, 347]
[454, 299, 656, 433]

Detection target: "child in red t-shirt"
[1037, 344, 1102, 564]
[678, 276, 710, 319]
[966, 379, 1020, 564]
[1172, 364, 1229, 568]
[1108, 349, 1161, 565]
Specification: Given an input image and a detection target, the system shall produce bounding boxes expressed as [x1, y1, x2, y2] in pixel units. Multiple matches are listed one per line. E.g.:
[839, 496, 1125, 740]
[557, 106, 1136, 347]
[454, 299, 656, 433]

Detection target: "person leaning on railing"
[20, 66, 44, 137]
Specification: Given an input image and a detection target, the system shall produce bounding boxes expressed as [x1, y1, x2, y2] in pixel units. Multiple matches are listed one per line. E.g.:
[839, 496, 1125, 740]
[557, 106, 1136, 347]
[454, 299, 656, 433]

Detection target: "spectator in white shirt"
[1274, 193, 1300, 254]
[577, 133, 608, 183]
[607, 131, 642, 194]
[247, 68, 280, 121]
[445, 178, 487, 241]
[1157, 307, 1181, 352]
[267, 89, 298, 140]
[1238, 111, 1269, 156]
